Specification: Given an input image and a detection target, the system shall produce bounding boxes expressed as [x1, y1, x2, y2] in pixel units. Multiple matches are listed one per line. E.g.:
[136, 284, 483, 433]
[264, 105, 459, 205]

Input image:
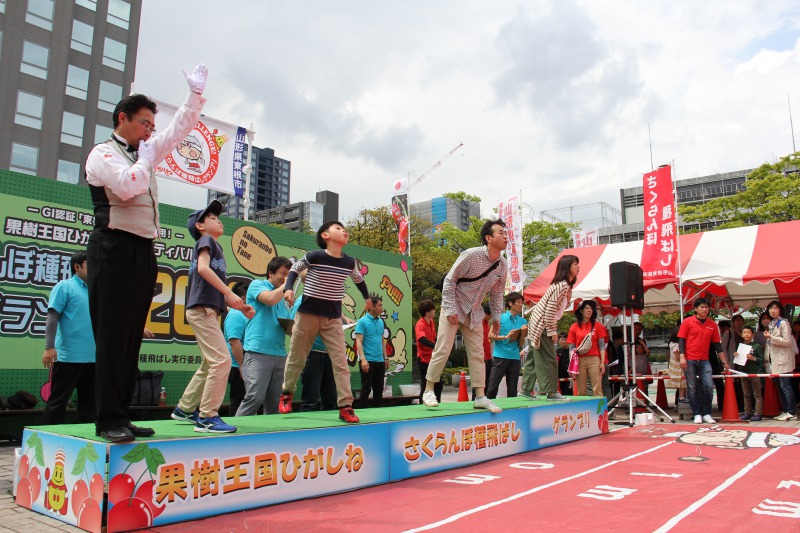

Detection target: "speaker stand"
[608, 305, 675, 426]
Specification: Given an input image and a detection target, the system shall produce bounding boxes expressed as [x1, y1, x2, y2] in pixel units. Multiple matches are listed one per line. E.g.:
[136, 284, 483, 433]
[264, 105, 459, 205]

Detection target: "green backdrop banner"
[0, 171, 413, 399]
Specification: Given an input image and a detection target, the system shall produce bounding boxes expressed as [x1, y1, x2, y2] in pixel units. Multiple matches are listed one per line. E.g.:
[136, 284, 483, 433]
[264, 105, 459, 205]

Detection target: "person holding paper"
[486, 292, 527, 399]
[735, 326, 765, 421]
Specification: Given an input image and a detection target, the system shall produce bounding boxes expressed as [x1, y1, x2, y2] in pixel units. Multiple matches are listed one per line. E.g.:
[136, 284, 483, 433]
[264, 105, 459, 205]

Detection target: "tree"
[521, 220, 579, 278]
[442, 191, 481, 204]
[435, 217, 484, 253]
[681, 152, 800, 229]
[346, 206, 398, 252]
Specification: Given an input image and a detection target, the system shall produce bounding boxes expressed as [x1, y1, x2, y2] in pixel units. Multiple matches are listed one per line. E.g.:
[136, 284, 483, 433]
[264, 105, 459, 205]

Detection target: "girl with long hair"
[520, 254, 579, 401]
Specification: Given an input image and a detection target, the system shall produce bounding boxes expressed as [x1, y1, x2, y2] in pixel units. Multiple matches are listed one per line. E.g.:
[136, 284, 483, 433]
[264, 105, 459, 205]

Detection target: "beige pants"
[179, 306, 232, 418]
[425, 313, 486, 389]
[282, 312, 354, 407]
[576, 356, 602, 396]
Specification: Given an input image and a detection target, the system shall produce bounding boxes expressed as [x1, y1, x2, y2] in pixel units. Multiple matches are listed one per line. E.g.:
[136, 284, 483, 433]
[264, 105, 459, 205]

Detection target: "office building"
[410, 196, 480, 233]
[0, 0, 142, 183]
[209, 144, 291, 220]
[598, 168, 753, 244]
[254, 190, 339, 232]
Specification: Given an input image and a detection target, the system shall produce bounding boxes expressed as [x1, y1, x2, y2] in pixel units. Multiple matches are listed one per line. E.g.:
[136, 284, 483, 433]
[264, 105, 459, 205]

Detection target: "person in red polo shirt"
[678, 298, 731, 424]
[415, 300, 442, 404]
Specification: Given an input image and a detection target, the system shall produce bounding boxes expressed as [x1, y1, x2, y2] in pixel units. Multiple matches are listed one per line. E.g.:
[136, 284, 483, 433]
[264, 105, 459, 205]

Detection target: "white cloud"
[136, 0, 800, 223]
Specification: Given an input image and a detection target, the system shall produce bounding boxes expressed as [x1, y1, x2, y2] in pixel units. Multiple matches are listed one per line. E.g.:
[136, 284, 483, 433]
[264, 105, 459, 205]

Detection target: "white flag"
[152, 98, 247, 197]
[497, 194, 526, 292]
[573, 228, 598, 248]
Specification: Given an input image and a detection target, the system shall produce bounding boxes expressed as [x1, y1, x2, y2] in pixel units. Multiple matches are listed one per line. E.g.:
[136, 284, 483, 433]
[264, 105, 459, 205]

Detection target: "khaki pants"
[531, 331, 558, 395]
[425, 313, 486, 389]
[283, 312, 354, 408]
[180, 307, 232, 418]
[577, 356, 602, 396]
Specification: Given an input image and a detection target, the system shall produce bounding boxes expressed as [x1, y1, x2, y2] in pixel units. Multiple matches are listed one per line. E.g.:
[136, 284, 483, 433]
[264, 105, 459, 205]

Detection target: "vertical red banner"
[640, 165, 677, 281]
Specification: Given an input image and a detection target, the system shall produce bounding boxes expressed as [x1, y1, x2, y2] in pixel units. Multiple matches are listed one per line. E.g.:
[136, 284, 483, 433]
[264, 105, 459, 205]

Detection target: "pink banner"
[641, 165, 677, 281]
[497, 194, 525, 292]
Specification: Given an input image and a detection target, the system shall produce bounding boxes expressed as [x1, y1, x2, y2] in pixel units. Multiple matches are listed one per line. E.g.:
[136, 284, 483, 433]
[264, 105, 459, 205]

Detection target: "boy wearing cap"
[172, 200, 254, 433]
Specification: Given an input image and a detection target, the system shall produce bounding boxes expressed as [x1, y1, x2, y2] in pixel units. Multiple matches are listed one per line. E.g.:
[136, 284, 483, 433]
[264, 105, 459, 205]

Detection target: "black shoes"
[128, 423, 155, 437]
[96, 426, 135, 443]
[95, 424, 155, 441]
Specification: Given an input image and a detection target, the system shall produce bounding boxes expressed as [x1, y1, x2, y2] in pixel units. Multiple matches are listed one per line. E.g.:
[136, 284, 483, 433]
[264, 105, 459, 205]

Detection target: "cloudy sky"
[135, 1, 800, 224]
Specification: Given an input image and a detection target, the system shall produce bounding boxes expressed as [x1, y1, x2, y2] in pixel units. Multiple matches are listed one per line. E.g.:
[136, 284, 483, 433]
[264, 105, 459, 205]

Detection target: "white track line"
[404, 440, 675, 532]
[653, 428, 800, 532]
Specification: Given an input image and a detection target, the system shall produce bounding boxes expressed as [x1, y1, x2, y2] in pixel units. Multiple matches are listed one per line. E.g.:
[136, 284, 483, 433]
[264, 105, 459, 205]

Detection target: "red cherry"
[71, 480, 90, 517]
[89, 473, 104, 503]
[15, 478, 32, 508]
[28, 467, 41, 500]
[134, 479, 165, 518]
[108, 497, 154, 532]
[45, 467, 50, 480]
[77, 497, 102, 531]
[108, 473, 135, 505]
[18, 455, 30, 479]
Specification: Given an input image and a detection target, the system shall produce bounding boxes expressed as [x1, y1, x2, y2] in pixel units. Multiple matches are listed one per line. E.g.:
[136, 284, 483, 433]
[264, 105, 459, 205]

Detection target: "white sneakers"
[774, 412, 798, 421]
[422, 390, 439, 407]
[474, 396, 502, 413]
[694, 415, 702, 424]
[702, 415, 716, 424]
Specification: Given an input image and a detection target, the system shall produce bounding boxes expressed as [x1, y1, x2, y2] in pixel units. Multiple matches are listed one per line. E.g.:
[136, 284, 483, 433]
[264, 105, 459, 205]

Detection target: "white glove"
[182, 64, 208, 94]
[137, 141, 154, 167]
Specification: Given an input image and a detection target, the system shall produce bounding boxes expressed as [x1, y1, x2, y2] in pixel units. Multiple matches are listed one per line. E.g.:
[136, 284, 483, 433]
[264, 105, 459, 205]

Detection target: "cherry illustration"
[71, 479, 89, 517]
[108, 473, 135, 505]
[18, 455, 30, 479]
[27, 466, 41, 500]
[108, 497, 154, 532]
[15, 478, 33, 508]
[89, 473, 104, 503]
[45, 467, 50, 480]
[77, 496, 102, 531]
[135, 479, 165, 518]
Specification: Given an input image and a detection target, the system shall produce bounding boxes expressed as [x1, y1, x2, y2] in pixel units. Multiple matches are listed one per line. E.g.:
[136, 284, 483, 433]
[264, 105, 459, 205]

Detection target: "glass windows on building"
[75, 0, 97, 12]
[26, 0, 54, 31]
[10, 143, 39, 175]
[107, 0, 131, 29]
[66, 65, 89, 99]
[102, 37, 126, 71]
[21, 40, 49, 79]
[94, 124, 113, 144]
[71, 20, 93, 54]
[0, 1, 5, 14]
[98, 80, 122, 112]
[61, 112, 84, 146]
[15, 91, 44, 129]
[57, 160, 81, 184]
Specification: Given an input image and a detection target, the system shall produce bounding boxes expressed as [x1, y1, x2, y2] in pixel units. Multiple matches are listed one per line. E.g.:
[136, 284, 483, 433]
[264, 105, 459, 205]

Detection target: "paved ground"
[0, 383, 797, 532]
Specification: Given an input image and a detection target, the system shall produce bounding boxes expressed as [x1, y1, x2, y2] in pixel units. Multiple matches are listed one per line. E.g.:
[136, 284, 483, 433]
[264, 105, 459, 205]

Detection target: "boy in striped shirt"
[279, 221, 371, 423]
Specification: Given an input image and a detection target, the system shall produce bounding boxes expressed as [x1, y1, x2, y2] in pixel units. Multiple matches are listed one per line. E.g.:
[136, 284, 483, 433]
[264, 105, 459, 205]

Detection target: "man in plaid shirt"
[421, 219, 507, 413]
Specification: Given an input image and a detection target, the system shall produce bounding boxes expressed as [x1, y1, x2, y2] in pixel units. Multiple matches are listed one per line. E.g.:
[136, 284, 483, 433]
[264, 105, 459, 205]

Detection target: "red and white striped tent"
[523, 220, 800, 313]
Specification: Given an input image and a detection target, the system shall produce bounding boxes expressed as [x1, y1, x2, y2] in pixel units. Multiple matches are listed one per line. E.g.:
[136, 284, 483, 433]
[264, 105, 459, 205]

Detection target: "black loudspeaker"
[609, 262, 644, 309]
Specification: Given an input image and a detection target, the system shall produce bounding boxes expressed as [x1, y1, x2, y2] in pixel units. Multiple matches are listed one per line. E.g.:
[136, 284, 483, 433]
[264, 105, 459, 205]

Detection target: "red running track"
[152, 424, 800, 532]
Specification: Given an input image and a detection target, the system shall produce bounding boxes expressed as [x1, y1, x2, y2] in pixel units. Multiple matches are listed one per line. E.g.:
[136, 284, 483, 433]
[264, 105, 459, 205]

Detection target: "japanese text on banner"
[572, 229, 598, 248]
[640, 165, 677, 280]
[497, 194, 525, 292]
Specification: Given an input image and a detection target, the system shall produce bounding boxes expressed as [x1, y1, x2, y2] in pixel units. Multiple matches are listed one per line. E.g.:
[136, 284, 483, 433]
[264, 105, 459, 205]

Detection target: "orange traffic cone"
[762, 377, 781, 417]
[655, 376, 669, 410]
[721, 374, 744, 422]
[457, 371, 469, 402]
[633, 377, 648, 412]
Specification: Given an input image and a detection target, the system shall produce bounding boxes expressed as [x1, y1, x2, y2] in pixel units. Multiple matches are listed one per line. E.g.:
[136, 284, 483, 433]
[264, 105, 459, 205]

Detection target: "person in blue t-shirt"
[236, 256, 293, 416]
[355, 295, 388, 408]
[41, 251, 96, 424]
[486, 291, 527, 399]
[224, 281, 249, 416]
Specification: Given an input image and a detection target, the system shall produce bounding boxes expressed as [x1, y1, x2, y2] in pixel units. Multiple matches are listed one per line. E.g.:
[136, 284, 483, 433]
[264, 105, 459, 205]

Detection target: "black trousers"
[41, 362, 96, 425]
[486, 358, 521, 399]
[300, 351, 337, 411]
[418, 360, 443, 403]
[88, 229, 157, 431]
[359, 361, 386, 408]
[227, 367, 245, 416]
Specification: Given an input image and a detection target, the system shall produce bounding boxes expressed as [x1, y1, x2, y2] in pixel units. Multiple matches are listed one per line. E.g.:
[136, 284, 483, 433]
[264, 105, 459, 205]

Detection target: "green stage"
[27, 396, 600, 441]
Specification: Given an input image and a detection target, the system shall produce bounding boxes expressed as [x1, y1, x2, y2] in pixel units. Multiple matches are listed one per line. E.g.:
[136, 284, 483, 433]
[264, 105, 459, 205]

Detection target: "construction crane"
[411, 142, 464, 186]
